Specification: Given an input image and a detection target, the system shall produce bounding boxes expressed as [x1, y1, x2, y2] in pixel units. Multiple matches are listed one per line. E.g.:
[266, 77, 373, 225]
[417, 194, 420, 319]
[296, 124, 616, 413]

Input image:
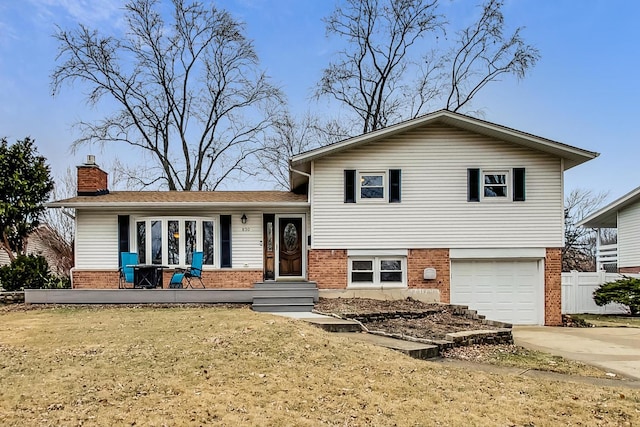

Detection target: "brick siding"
[618, 267, 640, 274]
[308, 249, 347, 289]
[72, 269, 261, 289]
[407, 249, 450, 302]
[77, 165, 108, 195]
[544, 248, 562, 326]
[72, 271, 120, 289]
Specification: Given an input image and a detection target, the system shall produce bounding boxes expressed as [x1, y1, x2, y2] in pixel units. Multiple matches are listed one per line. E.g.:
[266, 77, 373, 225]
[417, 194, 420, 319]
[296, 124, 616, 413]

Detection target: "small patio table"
[127, 264, 167, 289]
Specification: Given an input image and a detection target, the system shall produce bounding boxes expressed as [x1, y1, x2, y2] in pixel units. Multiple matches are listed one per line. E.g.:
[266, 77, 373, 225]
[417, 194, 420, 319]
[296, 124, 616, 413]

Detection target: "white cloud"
[27, 0, 125, 28]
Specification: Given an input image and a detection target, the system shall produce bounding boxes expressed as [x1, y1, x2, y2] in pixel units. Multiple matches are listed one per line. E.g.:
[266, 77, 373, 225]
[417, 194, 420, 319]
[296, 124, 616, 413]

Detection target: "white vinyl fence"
[561, 271, 633, 315]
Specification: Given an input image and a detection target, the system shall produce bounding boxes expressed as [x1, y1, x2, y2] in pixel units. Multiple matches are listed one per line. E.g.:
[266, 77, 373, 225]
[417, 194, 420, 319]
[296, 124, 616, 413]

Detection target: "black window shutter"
[117, 215, 130, 266]
[220, 215, 232, 268]
[468, 168, 480, 202]
[513, 168, 526, 201]
[389, 169, 401, 203]
[344, 169, 356, 203]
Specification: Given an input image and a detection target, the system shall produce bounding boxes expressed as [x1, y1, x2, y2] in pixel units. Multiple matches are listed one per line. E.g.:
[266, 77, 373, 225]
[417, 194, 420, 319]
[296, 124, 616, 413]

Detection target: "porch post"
[595, 228, 602, 271]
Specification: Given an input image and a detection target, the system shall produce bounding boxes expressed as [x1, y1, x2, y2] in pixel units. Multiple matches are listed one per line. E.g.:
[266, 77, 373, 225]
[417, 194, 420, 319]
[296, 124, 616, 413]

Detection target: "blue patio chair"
[169, 251, 205, 289]
[119, 252, 138, 289]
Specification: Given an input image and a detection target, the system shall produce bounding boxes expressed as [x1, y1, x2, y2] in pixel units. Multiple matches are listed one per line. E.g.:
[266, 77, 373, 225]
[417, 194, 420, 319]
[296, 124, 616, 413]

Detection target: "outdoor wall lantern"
[241, 214, 248, 224]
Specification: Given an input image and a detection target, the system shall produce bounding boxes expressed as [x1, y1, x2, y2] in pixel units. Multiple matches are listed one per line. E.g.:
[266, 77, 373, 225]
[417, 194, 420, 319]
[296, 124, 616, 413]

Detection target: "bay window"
[134, 217, 215, 267]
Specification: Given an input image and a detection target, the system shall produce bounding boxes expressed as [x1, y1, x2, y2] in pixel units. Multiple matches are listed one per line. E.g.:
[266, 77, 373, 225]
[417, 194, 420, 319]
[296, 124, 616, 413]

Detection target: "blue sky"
[1, 0, 639, 201]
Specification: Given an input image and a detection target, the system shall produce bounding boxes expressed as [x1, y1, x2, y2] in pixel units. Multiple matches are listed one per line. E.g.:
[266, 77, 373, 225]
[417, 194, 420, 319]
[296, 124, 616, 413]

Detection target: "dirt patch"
[315, 297, 502, 341]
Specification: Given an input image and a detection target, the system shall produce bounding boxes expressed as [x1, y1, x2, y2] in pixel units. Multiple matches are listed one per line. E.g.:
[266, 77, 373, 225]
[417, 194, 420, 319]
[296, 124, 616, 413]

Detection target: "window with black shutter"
[344, 169, 356, 203]
[117, 215, 130, 266]
[513, 168, 526, 201]
[220, 215, 232, 268]
[389, 169, 401, 203]
[468, 168, 480, 202]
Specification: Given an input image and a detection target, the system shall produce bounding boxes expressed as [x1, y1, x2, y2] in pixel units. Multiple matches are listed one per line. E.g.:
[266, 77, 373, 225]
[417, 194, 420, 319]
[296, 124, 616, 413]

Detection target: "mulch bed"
[314, 297, 501, 341]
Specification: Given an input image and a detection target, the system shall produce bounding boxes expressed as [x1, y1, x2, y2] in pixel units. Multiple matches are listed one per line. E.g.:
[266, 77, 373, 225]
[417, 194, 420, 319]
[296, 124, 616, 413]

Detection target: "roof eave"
[291, 110, 599, 170]
[578, 185, 640, 228]
[47, 201, 311, 209]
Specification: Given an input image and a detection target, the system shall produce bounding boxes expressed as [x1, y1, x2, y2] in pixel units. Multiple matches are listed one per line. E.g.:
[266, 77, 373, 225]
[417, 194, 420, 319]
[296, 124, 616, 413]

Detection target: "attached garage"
[450, 256, 544, 325]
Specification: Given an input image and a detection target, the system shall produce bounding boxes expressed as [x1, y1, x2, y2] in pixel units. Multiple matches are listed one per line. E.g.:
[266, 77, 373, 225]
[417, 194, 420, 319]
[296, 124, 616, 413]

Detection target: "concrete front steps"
[304, 316, 440, 360]
[337, 332, 440, 360]
[304, 305, 513, 361]
[251, 281, 318, 312]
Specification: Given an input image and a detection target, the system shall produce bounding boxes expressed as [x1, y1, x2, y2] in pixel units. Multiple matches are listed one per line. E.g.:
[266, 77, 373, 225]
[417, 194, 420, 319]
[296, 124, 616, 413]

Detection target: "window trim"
[132, 216, 217, 268]
[481, 169, 510, 201]
[357, 171, 387, 202]
[470, 168, 526, 203]
[348, 256, 407, 288]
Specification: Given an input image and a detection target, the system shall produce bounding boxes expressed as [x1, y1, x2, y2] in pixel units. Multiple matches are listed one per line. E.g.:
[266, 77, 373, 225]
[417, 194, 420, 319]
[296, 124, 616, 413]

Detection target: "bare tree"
[258, 114, 321, 190]
[45, 168, 75, 245]
[52, 0, 283, 190]
[317, 0, 442, 134]
[445, 0, 540, 112]
[43, 168, 76, 278]
[563, 188, 612, 272]
[317, 0, 540, 134]
[259, 113, 351, 190]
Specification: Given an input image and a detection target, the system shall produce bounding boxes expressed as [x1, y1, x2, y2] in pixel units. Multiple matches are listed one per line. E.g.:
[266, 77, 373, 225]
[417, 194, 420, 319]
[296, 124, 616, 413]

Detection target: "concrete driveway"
[513, 326, 640, 380]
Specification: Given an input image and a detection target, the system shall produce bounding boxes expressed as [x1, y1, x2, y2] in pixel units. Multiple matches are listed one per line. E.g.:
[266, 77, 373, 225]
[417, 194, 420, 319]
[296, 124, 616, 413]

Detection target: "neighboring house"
[48, 110, 598, 325]
[0, 225, 71, 277]
[579, 185, 640, 273]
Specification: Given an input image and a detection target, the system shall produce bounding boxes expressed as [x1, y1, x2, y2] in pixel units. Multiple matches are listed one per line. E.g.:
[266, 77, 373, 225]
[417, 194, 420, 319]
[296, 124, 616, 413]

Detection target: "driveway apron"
[513, 326, 640, 380]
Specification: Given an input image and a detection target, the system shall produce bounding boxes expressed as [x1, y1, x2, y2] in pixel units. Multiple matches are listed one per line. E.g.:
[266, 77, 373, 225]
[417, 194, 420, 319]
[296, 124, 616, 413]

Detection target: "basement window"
[349, 257, 406, 288]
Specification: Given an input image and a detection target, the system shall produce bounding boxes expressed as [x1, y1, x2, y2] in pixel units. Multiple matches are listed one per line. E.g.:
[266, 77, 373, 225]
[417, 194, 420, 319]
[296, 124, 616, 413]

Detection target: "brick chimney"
[77, 155, 109, 196]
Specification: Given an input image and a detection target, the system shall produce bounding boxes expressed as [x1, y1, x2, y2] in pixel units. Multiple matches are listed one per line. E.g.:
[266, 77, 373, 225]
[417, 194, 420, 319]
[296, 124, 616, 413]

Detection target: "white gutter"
[47, 201, 310, 209]
[290, 167, 311, 204]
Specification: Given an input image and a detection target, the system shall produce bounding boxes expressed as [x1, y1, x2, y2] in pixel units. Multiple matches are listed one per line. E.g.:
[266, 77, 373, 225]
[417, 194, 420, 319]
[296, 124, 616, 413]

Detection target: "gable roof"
[48, 191, 308, 209]
[579, 185, 640, 228]
[291, 109, 598, 171]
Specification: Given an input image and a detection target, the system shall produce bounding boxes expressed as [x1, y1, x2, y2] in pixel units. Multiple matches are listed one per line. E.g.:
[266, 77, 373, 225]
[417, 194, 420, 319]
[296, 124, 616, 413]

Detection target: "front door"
[277, 216, 303, 278]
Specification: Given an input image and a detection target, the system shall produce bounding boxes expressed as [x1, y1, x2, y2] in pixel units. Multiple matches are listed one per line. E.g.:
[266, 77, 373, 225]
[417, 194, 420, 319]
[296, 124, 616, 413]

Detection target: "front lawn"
[0, 305, 638, 426]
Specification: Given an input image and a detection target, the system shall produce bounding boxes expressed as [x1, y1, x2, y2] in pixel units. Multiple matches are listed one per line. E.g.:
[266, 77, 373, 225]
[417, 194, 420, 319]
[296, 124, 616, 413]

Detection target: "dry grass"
[443, 344, 616, 378]
[0, 306, 638, 426]
[572, 314, 640, 328]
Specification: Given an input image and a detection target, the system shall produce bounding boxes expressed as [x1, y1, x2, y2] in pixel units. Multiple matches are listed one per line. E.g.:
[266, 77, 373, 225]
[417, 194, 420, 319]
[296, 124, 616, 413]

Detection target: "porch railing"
[596, 243, 617, 271]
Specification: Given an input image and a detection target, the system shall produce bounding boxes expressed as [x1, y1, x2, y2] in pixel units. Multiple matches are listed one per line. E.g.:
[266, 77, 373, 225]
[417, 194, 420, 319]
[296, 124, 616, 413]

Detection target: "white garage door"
[450, 260, 542, 325]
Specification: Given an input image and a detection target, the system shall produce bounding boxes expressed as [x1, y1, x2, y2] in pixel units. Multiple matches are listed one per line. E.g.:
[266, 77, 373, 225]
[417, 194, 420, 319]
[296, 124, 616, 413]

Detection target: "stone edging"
[314, 304, 514, 353]
[330, 305, 512, 329]
[0, 292, 25, 304]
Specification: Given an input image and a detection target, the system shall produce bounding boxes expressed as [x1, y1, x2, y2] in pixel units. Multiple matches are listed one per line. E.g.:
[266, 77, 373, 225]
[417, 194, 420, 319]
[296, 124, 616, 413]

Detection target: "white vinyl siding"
[0, 248, 10, 266]
[311, 124, 563, 249]
[230, 210, 264, 269]
[617, 203, 640, 268]
[76, 211, 119, 269]
[75, 209, 309, 271]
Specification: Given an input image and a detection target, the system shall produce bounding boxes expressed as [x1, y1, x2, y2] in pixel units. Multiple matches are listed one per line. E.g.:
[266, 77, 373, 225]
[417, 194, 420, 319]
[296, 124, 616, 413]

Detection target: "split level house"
[579, 185, 640, 273]
[48, 110, 598, 325]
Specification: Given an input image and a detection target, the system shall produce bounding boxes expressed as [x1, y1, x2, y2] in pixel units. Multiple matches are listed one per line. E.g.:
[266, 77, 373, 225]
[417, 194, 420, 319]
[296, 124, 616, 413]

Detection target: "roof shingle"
[49, 191, 308, 207]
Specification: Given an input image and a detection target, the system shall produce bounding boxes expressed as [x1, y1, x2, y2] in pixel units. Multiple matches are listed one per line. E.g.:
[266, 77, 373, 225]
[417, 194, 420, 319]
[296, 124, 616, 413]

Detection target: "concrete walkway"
[513, 326, 640, 380]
